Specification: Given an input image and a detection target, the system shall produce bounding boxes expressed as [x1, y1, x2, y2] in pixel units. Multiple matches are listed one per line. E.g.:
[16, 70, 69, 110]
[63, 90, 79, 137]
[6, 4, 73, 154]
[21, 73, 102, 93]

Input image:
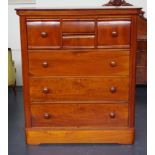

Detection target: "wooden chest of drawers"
[16, 7, 141, 144]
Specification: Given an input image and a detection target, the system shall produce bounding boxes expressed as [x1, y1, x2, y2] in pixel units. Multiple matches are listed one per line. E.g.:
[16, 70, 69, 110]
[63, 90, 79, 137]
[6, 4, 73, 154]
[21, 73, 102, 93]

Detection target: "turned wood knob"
[41, 32, 48, 38]
[42, 61, 48, 68]
[111, 31, 118, 37]
[42, 87, 49, 94]
[110, 60, 117, 67]
[110, 86, 117, 93]
[44, 113, 51, 119]
[109, 112, 115, 118]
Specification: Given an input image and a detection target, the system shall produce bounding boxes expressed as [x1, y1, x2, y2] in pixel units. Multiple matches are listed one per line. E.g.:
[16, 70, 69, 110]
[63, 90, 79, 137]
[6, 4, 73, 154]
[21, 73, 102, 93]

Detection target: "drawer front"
[29, 50, 129, 76]
[62, 35, 95, 48]
[29, 77, 129, 102]
[62, 20, 95, 33]
[27, 20, 61, 49]
[31, 103, 128, 127]
[97, 20, 131, 48]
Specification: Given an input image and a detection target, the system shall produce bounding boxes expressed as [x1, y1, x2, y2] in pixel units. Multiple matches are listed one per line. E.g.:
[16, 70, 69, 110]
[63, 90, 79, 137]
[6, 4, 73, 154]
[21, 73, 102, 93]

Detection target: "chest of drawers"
[16, 7, 141, 144]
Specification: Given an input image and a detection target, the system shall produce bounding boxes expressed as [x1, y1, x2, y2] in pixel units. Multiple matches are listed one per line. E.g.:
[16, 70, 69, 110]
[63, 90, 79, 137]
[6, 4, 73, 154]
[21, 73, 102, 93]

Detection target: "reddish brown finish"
[128, 15, 137, 127]
[62, 35, 95, 48]
[103, 0, 132, 6]
[16, 8, 141, 16]
[26, 128, 134, 144]
[28, 50, 129, 76]
[19, 16, 31, 128]
[136, 16, 147, 85]
[97, 20, 131, 48]
[62, 20, 95, 33]
[31, 103, 128, 127]
[136, 67, 146, 84]
[27, 20, 61, 49]
[16, 7, 141, 144]
[29, 77, 129, 102]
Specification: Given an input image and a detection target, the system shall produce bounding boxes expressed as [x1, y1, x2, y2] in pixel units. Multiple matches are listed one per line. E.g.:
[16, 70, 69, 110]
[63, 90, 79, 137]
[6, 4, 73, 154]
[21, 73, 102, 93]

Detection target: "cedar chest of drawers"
[16, 7, 141, 144]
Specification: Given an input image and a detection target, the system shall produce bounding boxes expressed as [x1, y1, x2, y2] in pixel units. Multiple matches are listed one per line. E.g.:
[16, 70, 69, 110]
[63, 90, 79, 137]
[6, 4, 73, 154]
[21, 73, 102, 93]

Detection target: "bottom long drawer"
[31, 103, 128, 127]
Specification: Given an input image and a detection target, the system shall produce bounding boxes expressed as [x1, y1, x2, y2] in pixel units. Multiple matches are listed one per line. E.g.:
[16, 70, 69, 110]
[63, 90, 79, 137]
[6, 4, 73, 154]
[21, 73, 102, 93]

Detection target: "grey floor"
[8, 86, 147, 155]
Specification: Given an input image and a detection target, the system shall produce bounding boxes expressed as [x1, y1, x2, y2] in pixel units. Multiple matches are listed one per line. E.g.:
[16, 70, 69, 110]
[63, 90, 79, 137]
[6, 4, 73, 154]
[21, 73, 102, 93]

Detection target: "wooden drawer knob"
[109, 112, 115, 118]
[41, 32, 48, 38]
[110, 60, 117, 67]
[44, 113, 51, 119]
[42, 61, 48, 68]
[110, 86, 117, 93]
[42, 87, 49, 94]
[111, 31, 118, 37]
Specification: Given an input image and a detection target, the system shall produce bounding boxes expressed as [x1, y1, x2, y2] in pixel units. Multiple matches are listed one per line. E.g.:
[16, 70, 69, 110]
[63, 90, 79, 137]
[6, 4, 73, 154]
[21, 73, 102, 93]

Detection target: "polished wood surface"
[136, 15, 147, 85]
[62, 35, 95, 48]
[29, 50, 129, 76]
[62, 20, 95, 33]
[27, 20, 61, 49]
[16, 7, 141, 144]
[97, 20, 131, 48]
[26, 128, 134, 144]
[31, 103, 128, 127]
[29, 77, 129, 101]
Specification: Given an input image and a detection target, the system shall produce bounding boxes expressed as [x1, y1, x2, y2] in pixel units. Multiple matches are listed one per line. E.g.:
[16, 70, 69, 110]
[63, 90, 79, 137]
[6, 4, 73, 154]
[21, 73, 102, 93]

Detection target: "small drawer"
[29, 77, 129, 102]
[27, 19, 61, 49]
[97, 20, 131, 48]
[62, 35, 95, 48]
[62, 20, 95, 33]
[31, 103, 129, 127]
[28, 50, 129, 76]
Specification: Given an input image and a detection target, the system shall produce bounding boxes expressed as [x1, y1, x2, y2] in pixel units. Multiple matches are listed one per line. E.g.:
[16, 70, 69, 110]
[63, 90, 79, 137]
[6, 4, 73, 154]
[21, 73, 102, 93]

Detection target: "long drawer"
[28, 50, 129, 76]
[31, 103, 128, 127]
[29, 77, 129, 102]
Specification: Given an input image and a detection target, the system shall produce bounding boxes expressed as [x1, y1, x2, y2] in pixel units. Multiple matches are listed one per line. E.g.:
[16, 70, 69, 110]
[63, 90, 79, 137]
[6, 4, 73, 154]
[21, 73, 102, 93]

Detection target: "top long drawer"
[28, 50, 129, 76]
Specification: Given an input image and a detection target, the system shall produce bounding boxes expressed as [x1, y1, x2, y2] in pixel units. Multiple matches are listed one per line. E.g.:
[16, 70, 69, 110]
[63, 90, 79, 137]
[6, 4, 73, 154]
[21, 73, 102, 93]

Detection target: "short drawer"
[97, 20, 131, 48]
[29, 77, 129, 102]
[62, 35, 95, 48]
[62, 20, 95, 33]
[28, 50, 129, 76]
[27, 19, 61, 49]
[31, 103, 128, 127]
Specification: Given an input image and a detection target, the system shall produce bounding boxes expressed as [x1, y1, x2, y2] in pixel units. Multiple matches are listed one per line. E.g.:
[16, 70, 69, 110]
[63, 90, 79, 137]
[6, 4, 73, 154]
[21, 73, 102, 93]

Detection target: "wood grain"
[26, 127, 134, 144]
[62, 20, 95, 33]
[97, 20, 131, 47]
[29, 77, 129, 102]
[62, 35, 95, 48]
[16, 7, 141, 144]
[31, 103, 128, 127]
[27, 20, 61, 49]
[29, 50, 129, 76]
[19, 16, 31, 127]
